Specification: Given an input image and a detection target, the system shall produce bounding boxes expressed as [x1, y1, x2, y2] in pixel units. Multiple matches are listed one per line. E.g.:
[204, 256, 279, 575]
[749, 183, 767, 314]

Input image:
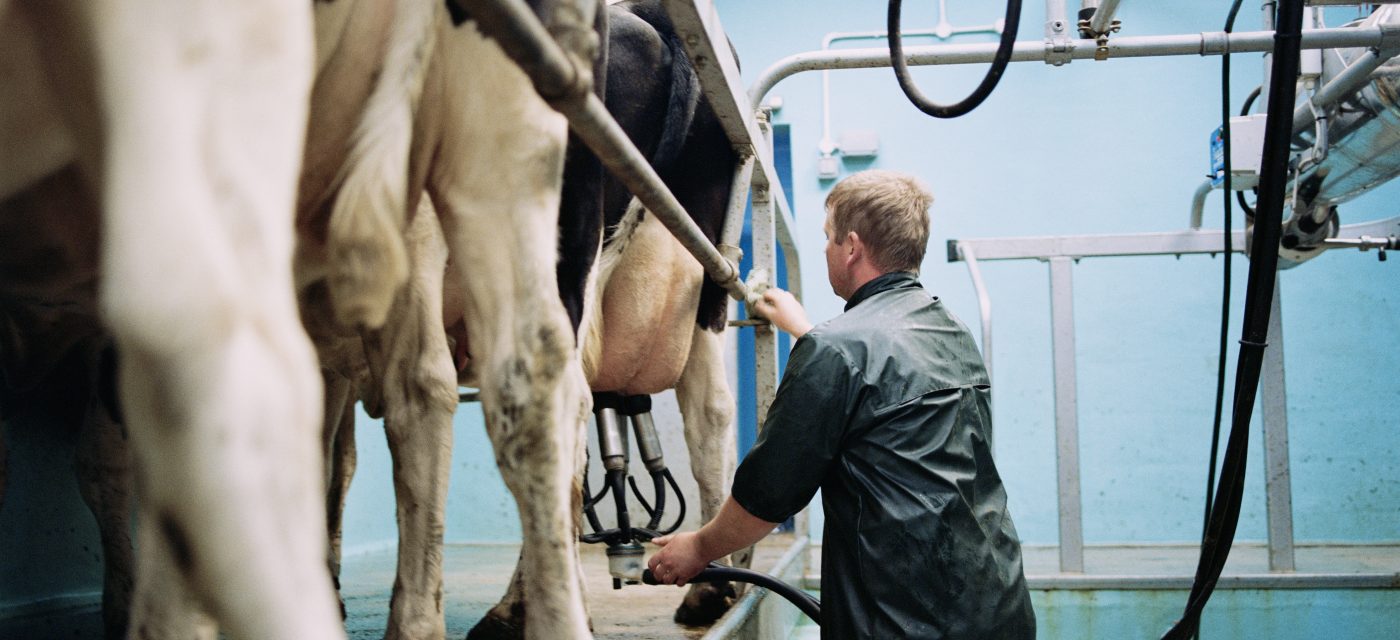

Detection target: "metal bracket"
[1045, 17, 1075, 67]
[1080, 19, 1121, 61]
[718, 243, 744, 267]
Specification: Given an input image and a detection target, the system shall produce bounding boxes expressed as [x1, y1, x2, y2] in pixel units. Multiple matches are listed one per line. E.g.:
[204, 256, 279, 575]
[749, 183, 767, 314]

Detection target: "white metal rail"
[749, 25, 1400, 104]
[948, 214, 1400, 582]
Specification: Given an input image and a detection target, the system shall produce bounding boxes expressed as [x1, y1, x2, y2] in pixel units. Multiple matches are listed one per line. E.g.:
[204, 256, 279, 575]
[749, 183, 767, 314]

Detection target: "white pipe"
[719, 154, 756, 250]
[960, 244, 994, 382]
[1190, 178, 1218, 230]
[1089, 0, 1122, 36]
[1261, 1, 1277, 103]
[1047, 0, 1069, 37]
[1291, 46, 1398, 134]
[749, 26, 1395, 104]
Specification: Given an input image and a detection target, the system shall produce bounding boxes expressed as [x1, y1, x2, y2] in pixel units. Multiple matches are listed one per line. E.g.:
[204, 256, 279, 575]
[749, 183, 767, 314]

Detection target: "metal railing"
[947, 214, 1400, 584]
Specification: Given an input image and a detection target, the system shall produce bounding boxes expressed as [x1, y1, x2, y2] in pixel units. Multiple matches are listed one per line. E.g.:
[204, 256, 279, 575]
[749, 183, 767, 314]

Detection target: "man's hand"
[754, 288, 813, 338]
[647, 498, 778, 587]
[647, 532, 710, 587]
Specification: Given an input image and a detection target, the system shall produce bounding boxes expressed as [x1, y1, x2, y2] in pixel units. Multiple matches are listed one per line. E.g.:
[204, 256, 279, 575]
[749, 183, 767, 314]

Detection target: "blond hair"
[824, 170, 933, 273]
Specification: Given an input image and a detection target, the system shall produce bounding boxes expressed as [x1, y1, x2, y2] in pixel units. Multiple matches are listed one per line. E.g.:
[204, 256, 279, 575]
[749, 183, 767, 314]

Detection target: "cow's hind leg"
[365, 207, 458, 640]
[322, 371, 357, 616]
[88, 1, 341, 637]
[673, 326, 740, 626]
[468, 410, 592, 640]
[74, 346, 134, 640]
[428, 25, 590, 640]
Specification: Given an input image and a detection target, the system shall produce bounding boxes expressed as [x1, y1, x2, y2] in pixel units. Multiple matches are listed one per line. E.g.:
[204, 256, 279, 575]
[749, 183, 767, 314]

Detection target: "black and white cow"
[472, 0, 745, 634]
[305, 1, 606, 639]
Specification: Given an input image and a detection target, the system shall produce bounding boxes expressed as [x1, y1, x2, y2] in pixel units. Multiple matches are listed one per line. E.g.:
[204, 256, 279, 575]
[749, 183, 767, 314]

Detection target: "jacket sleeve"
[730, 332, 858, 523]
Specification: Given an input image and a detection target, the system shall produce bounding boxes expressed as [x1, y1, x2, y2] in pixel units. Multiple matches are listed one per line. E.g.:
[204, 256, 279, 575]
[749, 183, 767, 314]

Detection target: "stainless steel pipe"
[750, 26, 1397, 104]
[459, 0, 755, 304]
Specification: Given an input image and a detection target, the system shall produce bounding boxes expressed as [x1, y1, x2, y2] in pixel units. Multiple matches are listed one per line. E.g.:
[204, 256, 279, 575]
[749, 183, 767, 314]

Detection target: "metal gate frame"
[948, 213, 1400, 587]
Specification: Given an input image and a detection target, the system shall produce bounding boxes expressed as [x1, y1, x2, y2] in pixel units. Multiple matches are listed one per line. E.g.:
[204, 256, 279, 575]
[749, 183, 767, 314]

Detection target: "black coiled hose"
[644, 563, 821, 623]
[887, 0, 1022, 118]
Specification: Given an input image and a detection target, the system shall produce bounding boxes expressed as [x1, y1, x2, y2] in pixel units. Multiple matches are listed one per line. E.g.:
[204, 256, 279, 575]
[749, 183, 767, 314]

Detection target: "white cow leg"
[75, 355, 135, 640]
[127, 512, 217, 640]
[470, 375, 591, 640]
[673, 327, 741, 625]
[85, 1, 341, 638]
[322, 372, 357, 613]
[426, 22, 590, 640]
[368, 210, 457, 640]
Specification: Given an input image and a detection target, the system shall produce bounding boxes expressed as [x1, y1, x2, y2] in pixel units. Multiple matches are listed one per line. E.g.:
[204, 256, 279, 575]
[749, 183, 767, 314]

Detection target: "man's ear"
[845, 231, 863, 265]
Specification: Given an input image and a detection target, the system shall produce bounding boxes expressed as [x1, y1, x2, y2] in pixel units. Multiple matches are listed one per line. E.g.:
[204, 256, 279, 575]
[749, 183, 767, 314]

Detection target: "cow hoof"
[330, 575, 347, 621]
[465, 613, 523, 640]
[673, 582, 737, 627]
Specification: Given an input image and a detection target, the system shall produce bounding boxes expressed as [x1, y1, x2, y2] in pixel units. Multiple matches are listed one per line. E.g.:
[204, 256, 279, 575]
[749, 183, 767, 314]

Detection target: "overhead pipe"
[750, 26, 1397, 104]
[457, 0, 759, 306]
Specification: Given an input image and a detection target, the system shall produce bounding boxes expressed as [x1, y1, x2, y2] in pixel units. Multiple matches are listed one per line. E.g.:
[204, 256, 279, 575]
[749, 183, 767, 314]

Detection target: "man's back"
[733, 272, 1035, 639]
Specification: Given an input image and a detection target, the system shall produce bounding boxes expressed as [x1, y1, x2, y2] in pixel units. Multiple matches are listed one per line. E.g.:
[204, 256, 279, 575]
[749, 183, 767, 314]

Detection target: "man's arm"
[754, 288, 812, 337]
[646, 497, 777, 586]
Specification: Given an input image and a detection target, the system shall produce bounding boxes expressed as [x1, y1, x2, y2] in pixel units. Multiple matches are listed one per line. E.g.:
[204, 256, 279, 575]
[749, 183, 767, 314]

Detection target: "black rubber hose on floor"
[887, 0, 1022, 118]
[643, 563, 821, 623]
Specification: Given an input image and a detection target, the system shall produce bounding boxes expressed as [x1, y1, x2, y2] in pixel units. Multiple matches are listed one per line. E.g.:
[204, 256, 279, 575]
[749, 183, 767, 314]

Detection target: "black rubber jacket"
[732, 272, 1036, 639]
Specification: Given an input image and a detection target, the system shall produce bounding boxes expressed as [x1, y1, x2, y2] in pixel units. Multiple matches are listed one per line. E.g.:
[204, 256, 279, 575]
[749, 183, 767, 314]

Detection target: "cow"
[0, 1, 344, 639]
[302, 1, 606, 638]
[470, 0, 746, 634]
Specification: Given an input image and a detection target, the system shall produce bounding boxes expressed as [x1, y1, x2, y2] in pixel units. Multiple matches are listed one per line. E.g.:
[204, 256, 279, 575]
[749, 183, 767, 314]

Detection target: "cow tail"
[323, 0, 439, 329]
[651, 29, 702, 176]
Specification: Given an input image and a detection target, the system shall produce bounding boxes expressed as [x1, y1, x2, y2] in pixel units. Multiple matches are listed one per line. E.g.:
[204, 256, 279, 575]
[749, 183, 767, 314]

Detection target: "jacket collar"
[843, 271, 921, 311]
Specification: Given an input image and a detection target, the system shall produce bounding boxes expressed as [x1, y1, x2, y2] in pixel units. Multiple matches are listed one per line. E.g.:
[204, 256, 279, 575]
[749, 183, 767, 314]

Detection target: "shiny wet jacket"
[732, 272, 1035, 639]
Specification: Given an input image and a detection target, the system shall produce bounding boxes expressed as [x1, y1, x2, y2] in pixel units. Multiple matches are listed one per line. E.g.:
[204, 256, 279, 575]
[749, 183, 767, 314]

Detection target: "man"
[648, 170, 1035, 639]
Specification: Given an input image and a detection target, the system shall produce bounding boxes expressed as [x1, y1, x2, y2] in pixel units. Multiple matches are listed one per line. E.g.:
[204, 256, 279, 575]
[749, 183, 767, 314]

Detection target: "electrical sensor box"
[1210, 113, 1267, 190]
[837, 129, 881, 158]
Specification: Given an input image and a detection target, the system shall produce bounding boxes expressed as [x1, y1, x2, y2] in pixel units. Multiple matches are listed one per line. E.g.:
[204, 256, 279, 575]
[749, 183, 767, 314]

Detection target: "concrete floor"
[340, 540, 725, 640]
[0, 534, 796, 640]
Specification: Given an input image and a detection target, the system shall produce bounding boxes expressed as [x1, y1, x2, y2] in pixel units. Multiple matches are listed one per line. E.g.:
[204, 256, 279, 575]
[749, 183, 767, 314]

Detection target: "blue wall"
[715, 0, 1400, 547]
[3, 2, 1397, 633]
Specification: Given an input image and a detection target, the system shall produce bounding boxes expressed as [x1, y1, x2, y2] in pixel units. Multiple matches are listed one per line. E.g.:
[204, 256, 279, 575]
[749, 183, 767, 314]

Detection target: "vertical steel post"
[1049, 256, 1085, 573]
[1262, 282, 1297, 572]
[1262, 0, 1277, 102]
[752, 109, 780, 429]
